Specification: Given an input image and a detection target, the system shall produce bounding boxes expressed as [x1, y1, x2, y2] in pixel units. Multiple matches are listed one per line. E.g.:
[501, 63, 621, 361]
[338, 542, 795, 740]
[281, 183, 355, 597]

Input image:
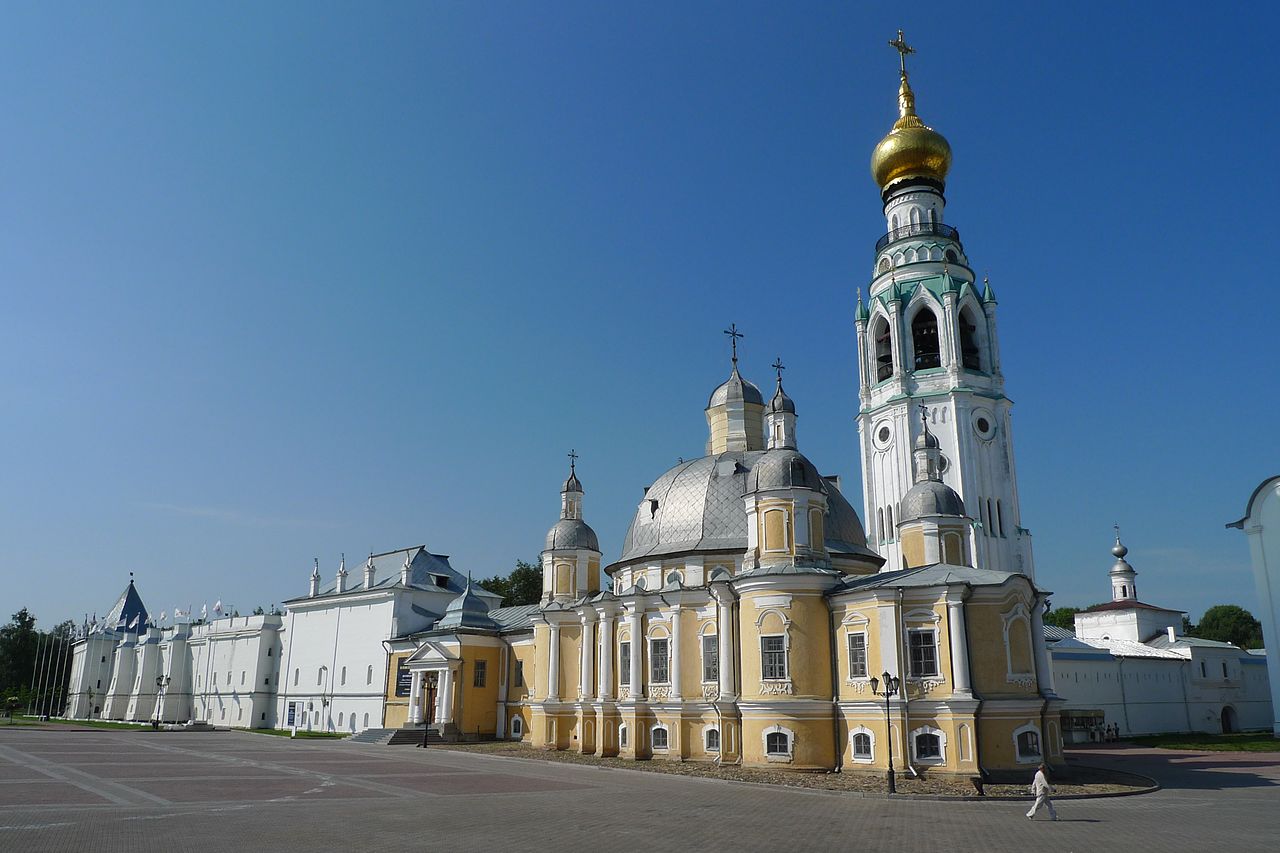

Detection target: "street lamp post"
[870, 671, 901, 794]
[420, 673, 438, 748]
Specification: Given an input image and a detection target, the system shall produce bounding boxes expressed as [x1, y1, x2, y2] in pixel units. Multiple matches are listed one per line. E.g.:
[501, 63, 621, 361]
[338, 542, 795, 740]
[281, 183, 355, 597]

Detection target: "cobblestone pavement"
[0, 729, 1276, 852]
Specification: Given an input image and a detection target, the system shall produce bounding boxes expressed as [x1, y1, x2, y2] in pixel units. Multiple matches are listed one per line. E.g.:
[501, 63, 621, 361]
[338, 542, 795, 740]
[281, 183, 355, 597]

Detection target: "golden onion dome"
[870, 74, 952, 190]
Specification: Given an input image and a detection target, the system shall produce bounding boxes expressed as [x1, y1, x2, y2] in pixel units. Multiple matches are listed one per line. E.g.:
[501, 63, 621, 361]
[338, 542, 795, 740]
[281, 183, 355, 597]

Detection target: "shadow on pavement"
[1067, 745, 1280, 791]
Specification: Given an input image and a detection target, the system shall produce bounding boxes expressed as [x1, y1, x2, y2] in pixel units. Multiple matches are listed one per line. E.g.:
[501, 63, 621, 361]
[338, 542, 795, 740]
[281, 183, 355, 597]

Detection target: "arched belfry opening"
[958, 306, 982, 371]
[872, 317, 893, 382]
[911, 308, 941, 370]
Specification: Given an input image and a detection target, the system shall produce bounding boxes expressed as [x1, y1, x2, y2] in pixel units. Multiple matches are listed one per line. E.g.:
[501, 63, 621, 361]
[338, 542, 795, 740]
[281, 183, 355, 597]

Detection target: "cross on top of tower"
[772, 357, 785, 383]
[723, 323, 744, 365]
[889, 28, 915, 77]
[567, 448, 578, 472]
[919, 403, 930, 426]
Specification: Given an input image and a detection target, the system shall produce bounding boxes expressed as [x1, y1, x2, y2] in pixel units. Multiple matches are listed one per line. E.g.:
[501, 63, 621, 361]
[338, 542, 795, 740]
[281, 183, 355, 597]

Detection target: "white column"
[547, 623, 561, 701]
[598, 616, 614, 699]
[1030, 601, 1056, 696]
[717, 593, 735, 699]
[409, 670, 423, 723]
[669, 606, 682, 699]
[580, 615, 595, 700]
[947, 598, 972, 697]
[439, 668, 454, 724]
[627, 608, 642, 699]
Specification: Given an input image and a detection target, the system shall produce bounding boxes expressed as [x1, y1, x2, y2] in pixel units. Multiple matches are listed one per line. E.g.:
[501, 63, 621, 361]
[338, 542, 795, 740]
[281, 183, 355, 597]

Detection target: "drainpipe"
[828, 599, 843, 773]
[895, 587, 918, 777]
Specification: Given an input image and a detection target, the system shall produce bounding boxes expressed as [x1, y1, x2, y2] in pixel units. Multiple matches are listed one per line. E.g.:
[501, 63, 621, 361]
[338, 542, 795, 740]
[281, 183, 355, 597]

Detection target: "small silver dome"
[915, 429, 940, 450]
[746, 449, 824, 492]
[708, 366, 764, 408]
[768, 383, 795, 414]
[562, 469, 583, 493]
[545, 518, 600, 552]
[437, 578, 497, 630]
[898, 480, 966, 523]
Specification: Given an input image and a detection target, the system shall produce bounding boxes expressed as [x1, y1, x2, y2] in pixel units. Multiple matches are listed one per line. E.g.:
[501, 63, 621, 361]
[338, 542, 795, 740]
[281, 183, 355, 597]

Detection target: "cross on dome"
[772, 357, 785, 383]
[723, 323, 744, 366]
[888, 29, 915, 77]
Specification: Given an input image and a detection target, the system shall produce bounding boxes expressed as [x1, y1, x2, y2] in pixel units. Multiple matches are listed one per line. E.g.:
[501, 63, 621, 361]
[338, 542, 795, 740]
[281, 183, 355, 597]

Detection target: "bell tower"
[854, 31, 1034, 577]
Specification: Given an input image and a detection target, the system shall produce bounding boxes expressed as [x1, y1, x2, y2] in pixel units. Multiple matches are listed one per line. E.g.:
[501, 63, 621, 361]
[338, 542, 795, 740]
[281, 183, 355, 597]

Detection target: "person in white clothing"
[1026, 763, 1058, 820]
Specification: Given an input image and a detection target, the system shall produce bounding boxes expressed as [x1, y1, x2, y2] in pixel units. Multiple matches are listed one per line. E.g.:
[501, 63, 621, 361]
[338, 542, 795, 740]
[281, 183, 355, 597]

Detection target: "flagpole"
[27, 632, 44, 716]
[34, 630, 52, 719]
[50, 627, 69, 718]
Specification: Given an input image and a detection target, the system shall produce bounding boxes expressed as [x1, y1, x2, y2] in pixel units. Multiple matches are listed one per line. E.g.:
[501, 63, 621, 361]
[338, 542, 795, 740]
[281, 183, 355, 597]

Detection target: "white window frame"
[847, 631, 869, 679]
[649, 637, 670, 685]
[907, 628, 939, 678]
[763, 724, 794, 763]
[850, 725, 875, 763]
[701, 632, 719, 683]
[619, 723, 628, 748]
[910, 725, 947, 765]
[762, 507, 791, 553]
[651, 724, 669, 752]
[510, 716, 523, 739]
[619, 642, 631, 686]
[704, 725, 720, 753]
[760, 634, 789, 681]
[1013, 723, 1042, 764]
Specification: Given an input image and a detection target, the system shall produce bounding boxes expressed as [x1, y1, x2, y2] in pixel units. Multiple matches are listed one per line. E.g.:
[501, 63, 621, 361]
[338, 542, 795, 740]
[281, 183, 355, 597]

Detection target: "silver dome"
[545, 518, 600, 552]
[708, 367, 764, 408]
[615, 450, 877, 566]
[768, 383, 796, 414]
[898, 480, 967, 523]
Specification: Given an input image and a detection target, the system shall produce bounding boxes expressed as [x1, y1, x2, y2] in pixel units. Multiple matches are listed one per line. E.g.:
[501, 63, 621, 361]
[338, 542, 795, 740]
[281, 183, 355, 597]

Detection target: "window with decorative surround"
[473, 660, 487, 688]
[847, 632, 868, 678]
[705, 727, 720, 753]
[619, 643, 631, 686]
[1014, 723, 1042, 763]
[763, 725, 794, 762]
[702, 634, 719, 683]
[651, 726, 669, 751]
[649, 638, 669, 684]
[761, 635, 788, 681]
[911, 727, 946, 764]
[852, 729, 874, 762]
[908, 629, 939, 678]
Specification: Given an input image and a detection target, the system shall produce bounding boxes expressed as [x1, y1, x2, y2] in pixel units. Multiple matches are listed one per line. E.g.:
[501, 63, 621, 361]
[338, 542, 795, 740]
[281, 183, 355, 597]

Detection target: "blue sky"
[3, 2, 1276, 628]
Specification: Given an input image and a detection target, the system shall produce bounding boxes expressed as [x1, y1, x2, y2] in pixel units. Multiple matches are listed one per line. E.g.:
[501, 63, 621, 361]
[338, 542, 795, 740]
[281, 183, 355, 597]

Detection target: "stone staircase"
[346, 725, 445, 746]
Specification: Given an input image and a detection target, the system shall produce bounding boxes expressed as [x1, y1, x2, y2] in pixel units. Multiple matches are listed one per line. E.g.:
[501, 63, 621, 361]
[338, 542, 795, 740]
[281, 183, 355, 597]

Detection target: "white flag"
[128, 614, 140, 630]
[158, 610, 167, 622]
[200, 604, 207, 619]
[213, 600, 223, 616]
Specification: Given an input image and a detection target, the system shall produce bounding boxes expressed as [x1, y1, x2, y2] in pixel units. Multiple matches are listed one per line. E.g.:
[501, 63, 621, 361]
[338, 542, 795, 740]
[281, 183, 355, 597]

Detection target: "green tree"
[0, 609, 39, 703]
[479, 560, 543, 607]
[1044, 607, 1081, 630]
[1189, 605, 1264, 649]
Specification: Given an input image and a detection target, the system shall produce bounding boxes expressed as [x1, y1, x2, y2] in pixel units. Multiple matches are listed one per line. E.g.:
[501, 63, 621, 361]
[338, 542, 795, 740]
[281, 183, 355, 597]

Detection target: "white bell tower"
[854, 31, 1034, 577]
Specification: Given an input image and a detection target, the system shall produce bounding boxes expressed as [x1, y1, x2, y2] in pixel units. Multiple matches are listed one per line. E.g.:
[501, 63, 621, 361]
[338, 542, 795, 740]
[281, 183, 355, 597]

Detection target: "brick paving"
[0, 729, 1276, 852]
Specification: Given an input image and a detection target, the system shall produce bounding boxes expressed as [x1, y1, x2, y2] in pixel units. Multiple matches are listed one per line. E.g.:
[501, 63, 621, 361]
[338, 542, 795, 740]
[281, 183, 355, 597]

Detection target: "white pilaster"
[669, 605, 682, 700]
[409, 670, 423, 723]
[1030, 600, 1056, 696]
[946, 597, 972, 697]
[580, 614, 595, 700]
[627, 608, 642, 698]
[599, 615, 614, 699]
[716, 593, 735, 699]
[547, 623, 561, 701]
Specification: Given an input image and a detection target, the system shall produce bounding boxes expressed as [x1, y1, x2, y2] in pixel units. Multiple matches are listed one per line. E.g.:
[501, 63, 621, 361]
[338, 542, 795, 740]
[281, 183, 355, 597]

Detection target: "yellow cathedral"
[386, 34, 1064, 779]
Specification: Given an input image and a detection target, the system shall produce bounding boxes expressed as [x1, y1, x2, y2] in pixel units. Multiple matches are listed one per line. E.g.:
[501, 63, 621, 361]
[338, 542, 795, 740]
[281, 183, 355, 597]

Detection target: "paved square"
[0, 729, 1276, 852]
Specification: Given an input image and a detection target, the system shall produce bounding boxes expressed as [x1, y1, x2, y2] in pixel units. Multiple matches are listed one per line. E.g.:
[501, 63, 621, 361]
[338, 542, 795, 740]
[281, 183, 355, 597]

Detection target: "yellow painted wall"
[738, 592, 833, 700]
[383, 651, 412, 729]
[509, 643, 534, 703]
[740, 717, 835, 770]
[967, 595, 1040, 698]
[458, 642, 501, 737]
[901, 528, 925, 567]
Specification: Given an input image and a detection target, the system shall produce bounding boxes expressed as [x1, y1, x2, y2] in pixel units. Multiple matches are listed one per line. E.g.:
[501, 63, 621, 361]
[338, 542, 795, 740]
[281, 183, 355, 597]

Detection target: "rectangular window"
[761, 635, 787, 680]
[650, 638, 669, 684]
[847, 633, 868, 678]
[620, 642, 631, 686]
[515, 660, 525, 688]
[908, 629, 938, 678]
[702, 635, 719, 683]
[473, 660, 487, 688]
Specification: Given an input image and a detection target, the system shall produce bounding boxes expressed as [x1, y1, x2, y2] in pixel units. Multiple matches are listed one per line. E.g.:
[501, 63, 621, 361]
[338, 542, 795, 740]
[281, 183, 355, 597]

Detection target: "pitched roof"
[832, 563, 1034, 593]
[288, 546, 502, 605]
[100, 580, 149, 634]
[489, 604, 539, 632]
[1042, 624, 1075, 642]
[1082, 599, 1183, 614]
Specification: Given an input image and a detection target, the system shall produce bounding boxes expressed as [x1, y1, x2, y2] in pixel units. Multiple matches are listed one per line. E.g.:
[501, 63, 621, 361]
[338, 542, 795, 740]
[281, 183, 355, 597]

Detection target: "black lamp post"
[869, 671, 900, 794]
[420, 673, 438, 748]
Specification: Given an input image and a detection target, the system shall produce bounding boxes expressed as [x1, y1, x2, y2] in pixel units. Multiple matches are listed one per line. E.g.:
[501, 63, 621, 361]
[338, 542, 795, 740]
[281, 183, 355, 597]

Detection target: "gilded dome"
[870, 76, 951, 190]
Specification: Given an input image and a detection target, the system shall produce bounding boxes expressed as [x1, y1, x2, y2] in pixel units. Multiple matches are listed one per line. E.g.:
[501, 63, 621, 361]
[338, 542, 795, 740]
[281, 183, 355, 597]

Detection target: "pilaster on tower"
[856, 31, 1034, 578]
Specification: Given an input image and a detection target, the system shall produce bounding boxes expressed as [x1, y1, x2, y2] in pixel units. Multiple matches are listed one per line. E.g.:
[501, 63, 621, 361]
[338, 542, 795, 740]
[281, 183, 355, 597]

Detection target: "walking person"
[1026, 763, 1058, 821]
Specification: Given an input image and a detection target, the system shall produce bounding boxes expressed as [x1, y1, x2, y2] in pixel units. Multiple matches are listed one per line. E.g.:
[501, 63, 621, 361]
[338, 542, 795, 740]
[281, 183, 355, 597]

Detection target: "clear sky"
[3, 2, 1276, 629]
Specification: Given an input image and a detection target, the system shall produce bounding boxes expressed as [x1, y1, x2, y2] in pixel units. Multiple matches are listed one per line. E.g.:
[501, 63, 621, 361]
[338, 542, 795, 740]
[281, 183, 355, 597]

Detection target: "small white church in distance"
[63, 31, 1272, 746]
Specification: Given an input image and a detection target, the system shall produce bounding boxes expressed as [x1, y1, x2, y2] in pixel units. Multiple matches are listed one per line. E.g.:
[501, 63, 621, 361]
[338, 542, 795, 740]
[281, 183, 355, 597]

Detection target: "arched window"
[987, 500, 995, 536]
[913, 729, 944, 762]
[511, 716, 523, 739]
[911, 308, 941, 370]
[995, 500, 1005, 537]
[1014, 724, 1042, 763]
[872, 317, 893, 382]
[340, 666, 347, 686]
[619, 724, 628, 748]
[958, 307, 982, 371]
[705, 728, 720, 752]
[928, 207, 936, 224]
[852, 731, 873, 761]
[909, 207, 920, 225]
[891, 213, 899, 230]
[338, 712, 344, 727]
[367, 665, 373, 685]
[652, 726, 669, 751]
[886, 506, 894, 541]
[363, 713, 369, 728]
[293, 668, 299, 686]
[877, 508, 885, 545]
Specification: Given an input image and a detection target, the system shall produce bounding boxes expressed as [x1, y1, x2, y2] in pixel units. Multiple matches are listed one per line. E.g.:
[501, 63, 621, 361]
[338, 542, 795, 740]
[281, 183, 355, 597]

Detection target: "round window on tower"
[972, 410, 996, 440]
[878, 256, 892, 274]
[938, 455, 950, 474]
[874, 422, 893, 450]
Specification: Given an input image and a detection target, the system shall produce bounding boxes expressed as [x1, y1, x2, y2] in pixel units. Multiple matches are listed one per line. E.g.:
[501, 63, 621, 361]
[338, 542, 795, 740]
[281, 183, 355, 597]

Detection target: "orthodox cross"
[568, 448, 578, 472]
[723, 323, 744, 365]
[1114, 522, 1121, 539]
[919, 403, 931, 429]
[889, 29, 915, 76]
[772, 357, 786, 383]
